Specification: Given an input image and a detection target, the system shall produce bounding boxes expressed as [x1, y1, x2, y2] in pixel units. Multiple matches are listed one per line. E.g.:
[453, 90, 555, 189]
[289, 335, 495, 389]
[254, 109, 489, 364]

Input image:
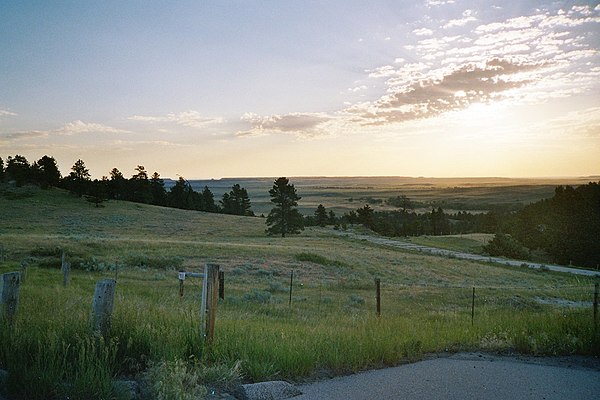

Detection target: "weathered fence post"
[179, 271, 185, 297]
[202, 264, 219, 344]
[375, 278, 381, 317]
[20, 260, 28, 284]
[218, 271, 225, 300]
[61, 251, 70, 286]
[0, 272, 21, 325]
[289, 270, 294, 307]
[91, 279, 116, 338]
[471, 287, 476, 326]
[594, 283, 599, 335]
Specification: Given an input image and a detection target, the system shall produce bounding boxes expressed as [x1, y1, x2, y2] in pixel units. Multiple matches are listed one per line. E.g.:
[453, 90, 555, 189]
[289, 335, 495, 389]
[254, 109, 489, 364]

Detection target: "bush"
[243, 289, 272, 304]
[483, 233, 530, 260]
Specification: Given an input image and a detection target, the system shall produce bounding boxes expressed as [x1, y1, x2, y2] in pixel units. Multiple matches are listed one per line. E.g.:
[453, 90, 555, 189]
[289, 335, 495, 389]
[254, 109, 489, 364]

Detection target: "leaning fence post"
[91, 279, 116, 338]
[375, 278, 381, 317]
[0, 272, 21, 325]
[62, 257, 71, 287]
[204, 264, 219, 344]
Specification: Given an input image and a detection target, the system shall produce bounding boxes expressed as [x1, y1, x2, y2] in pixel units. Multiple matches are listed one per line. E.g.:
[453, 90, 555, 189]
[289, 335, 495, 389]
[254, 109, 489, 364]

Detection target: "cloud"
[443, 10, 477, 29]
[348, 4, 600, 127]
[0, 121, 129, 143]
[237, 112, 334, 138]
[426, 0, 455, 7]
[348, 59, 542, 125]
[0, 109, 17, 118]
[413, 28, 434, 36]
[129, 111, 223, 129]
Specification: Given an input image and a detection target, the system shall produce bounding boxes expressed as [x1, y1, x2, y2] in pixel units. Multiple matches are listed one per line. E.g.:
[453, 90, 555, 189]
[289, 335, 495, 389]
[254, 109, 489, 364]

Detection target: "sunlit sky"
[1, 1, 599, 179]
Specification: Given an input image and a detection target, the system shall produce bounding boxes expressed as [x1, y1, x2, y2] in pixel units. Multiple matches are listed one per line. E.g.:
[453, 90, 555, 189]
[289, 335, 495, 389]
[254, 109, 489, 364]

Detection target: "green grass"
[1, 186, 599, 399]
[404, 234, 493, 254]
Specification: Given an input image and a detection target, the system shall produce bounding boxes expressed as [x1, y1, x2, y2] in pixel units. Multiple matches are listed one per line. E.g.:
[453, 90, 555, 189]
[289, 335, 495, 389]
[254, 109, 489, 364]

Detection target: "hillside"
[0, 185, 598, 399]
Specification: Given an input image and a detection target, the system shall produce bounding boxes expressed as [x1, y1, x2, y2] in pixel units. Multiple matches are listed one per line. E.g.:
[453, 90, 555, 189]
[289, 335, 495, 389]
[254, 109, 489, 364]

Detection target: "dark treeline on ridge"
[0, 154, 253, 216]
[2, 154, 598, 267]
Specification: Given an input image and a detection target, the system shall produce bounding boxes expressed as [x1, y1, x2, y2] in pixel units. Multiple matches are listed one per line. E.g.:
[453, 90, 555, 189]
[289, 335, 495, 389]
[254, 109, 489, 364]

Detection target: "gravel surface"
[336, 232, 600, 277]
[295, 353, 600, 400]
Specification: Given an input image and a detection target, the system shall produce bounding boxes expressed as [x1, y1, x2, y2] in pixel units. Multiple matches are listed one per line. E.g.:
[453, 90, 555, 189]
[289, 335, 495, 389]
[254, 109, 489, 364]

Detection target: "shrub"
[243, 289, 272, 304]
[483, 233, 530, 260]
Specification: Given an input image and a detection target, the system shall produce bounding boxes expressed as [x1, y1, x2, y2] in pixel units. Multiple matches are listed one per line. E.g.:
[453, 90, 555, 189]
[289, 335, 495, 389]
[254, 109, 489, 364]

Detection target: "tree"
[168, 177, 194, 209]
[5, 155, 31, 186]
[85, 179, 108, 208]
[108, 168, 126, 200]
[128, 165, 152, 203]
[150, 172, 167, 206]
[0, 157, 5, 182]
[357, 204, 375, 229]
[266, 177, 304, 237]
[201, 186, 218, 212]
[221, 184, 253, 216]
[32, 155, 61, 189]
[66, 159, 91, 197]
[314, 204, 328, 227]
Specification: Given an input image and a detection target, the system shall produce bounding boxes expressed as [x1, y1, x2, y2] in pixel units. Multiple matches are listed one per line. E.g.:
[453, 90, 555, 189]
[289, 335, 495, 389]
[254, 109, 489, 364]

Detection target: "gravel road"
[295, 353, 600, 400]
[336, 232, 600, 277]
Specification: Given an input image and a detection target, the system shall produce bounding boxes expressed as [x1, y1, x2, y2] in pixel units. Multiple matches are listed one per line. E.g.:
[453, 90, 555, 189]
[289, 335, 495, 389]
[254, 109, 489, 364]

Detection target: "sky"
[1, 0, 599, 179]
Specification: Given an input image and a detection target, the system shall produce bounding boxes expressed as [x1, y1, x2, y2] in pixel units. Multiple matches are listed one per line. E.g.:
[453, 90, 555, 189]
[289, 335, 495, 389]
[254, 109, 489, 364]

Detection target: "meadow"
[0, 184, 598, 399]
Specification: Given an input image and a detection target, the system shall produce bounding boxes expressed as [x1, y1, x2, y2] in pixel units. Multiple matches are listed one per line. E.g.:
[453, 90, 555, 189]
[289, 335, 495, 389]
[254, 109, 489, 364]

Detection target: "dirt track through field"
[336, 232, 600, 277]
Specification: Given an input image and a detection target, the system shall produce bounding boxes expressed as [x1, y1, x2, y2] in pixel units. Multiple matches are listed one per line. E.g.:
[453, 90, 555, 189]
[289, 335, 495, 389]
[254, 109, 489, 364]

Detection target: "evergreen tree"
[314, 204, 328, 227]
[5, 155, 31, 186]
[66, 159, 91, 197]
[150, 172, 167, 206]
[0, 157, 5, 182]
[128, 165, 152, 203]
[221, 184, 253, 216]
[201, 186, 218, 212]
[85, 179, 108, 207]
[32, 155, 61, 188]
[357, 204, 375, 229]
[266, 177, 304, 237]
[108, 168, 126, 200]
[168, 177, 194, 209]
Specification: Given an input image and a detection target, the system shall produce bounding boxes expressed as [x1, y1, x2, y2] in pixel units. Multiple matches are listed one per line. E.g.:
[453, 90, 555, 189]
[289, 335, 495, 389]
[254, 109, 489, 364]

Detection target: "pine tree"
[314, 204, 328, 227]
[32, 155, 61, 189]
[5, 155, 31, 187]
[66, 159, 91, 196]
[266, 177, 304, 237]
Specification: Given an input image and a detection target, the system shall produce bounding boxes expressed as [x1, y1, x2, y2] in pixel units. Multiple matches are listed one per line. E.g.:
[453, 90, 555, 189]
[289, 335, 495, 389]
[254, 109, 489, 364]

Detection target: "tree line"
[0, 154, 253, 216]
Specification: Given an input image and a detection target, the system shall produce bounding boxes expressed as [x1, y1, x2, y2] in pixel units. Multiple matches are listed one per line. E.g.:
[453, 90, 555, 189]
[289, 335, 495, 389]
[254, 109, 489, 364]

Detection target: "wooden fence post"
[218, 271, 225, 300]
[179, 271, 185, 297]
[203, 264, 219, 344]
[471, 287, 476, 326]
[91, 279, 116, 338]
[0, 272, 21, 325]
[594, 283, 599, 335]
[20, 260, 28, 284]
[375, 278, 381, 317]
[289, 270, 294, 307]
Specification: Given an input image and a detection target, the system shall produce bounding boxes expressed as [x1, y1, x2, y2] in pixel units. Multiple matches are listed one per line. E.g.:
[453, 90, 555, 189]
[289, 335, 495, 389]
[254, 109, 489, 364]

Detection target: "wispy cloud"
[0, 109, 17, 122]
[444, 10, 477, 29]
[237, 112, 334, 138]
[0, 120, 129, 143]
[347, 4, 600, 127]
[129, 111, 223, 129]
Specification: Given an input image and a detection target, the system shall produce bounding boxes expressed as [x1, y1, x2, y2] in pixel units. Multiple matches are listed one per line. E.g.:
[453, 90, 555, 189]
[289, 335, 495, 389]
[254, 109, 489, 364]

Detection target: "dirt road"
[336, 232, 600, 277]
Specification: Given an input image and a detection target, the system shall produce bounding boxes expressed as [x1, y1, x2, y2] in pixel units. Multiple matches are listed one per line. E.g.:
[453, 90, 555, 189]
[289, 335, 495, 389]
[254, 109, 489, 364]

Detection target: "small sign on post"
[0, 272, 21, 325]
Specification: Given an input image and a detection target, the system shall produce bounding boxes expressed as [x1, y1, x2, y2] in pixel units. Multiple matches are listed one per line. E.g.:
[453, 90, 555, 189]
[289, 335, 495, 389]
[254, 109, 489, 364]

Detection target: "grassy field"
[184, 176, 597, 215]
[1, 185, 599, 399]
